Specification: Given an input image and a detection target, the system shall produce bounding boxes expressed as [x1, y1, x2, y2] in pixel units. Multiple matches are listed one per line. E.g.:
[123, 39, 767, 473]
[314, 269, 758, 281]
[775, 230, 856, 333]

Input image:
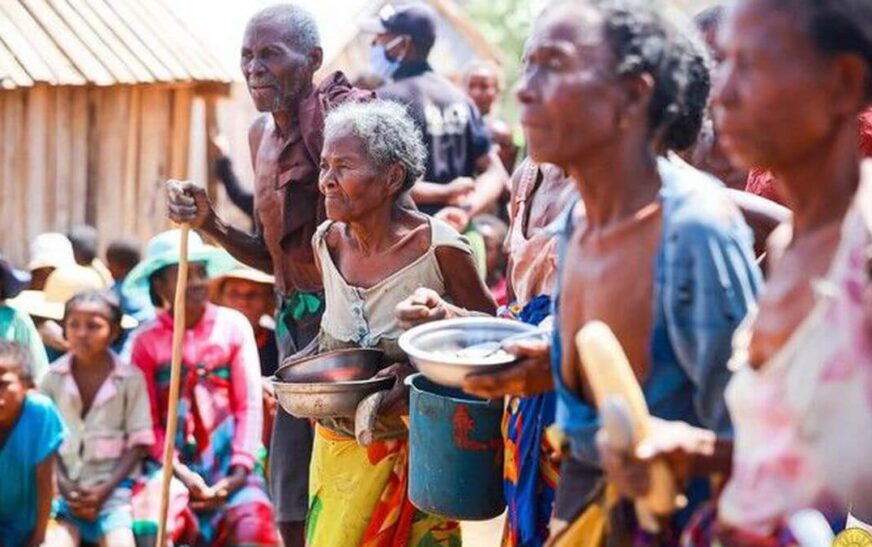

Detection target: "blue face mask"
[369, 36, 406, 80]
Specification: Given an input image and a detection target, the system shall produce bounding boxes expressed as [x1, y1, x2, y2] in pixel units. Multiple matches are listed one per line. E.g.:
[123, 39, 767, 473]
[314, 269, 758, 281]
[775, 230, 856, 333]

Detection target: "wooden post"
[155, 225, 190, 546]
[204, 95, 219, 199]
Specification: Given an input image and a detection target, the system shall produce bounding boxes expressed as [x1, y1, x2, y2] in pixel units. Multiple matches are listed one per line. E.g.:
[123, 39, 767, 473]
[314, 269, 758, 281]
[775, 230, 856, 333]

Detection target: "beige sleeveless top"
[315, 217, 472, 363]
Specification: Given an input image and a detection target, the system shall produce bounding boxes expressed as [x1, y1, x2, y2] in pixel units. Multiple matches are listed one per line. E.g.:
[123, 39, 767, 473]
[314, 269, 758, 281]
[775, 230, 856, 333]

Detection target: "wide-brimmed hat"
[209, 265, 275, 304]
[122, 229, 236, 298]
[7, 264, 137, 329]
[210, 266, 275, 292]
[28, 232, 76, 271]
[0, 253, 30, 299]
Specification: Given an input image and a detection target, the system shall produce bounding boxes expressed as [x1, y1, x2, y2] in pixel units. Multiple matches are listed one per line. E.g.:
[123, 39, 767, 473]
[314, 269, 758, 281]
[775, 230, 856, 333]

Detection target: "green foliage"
[463, 0, 536, 125]
[462, 0, 713, 127]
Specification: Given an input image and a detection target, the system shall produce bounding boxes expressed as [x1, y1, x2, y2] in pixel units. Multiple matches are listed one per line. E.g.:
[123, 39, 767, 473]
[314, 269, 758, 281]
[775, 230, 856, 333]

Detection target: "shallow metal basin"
[271, 349, 393, 419]
[398, 317, 539, 387]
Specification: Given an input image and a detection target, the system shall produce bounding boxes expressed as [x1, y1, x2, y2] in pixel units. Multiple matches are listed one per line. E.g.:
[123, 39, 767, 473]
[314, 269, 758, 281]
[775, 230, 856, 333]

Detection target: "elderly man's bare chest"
[253, 134, 287, 223]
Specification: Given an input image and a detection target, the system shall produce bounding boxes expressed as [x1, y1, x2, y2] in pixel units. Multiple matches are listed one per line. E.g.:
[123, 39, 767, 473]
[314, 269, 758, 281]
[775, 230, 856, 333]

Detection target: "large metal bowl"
[271, 349, 393, 419]
[398, 317, 539, 387]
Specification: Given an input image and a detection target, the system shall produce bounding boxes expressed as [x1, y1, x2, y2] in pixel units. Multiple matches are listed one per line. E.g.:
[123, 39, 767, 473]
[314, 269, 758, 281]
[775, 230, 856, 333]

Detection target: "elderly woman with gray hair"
[305, 99, 495, 546]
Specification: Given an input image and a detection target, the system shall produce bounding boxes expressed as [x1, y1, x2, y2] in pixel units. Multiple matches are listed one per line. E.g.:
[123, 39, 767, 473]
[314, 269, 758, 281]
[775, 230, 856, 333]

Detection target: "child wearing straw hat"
[211, 266, 280, 460]
[210, 267, 278, 377]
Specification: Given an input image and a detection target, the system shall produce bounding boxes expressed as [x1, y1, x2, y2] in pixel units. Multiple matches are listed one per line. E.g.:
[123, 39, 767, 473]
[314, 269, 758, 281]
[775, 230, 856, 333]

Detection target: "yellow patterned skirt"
[306, 424, 461, 547]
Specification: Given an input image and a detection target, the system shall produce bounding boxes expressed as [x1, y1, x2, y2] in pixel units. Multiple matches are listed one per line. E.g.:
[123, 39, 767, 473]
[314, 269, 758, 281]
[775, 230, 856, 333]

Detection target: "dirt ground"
[461, 513, 506, 547]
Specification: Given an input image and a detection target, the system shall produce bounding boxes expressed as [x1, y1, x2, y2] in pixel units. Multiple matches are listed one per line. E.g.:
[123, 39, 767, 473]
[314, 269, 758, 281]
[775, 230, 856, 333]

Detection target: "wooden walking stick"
[156, 225, 190, 547]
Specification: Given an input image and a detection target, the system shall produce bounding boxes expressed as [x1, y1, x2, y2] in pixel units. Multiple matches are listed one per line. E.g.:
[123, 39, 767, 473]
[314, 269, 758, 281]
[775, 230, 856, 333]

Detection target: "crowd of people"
[1, 0, 872, 545]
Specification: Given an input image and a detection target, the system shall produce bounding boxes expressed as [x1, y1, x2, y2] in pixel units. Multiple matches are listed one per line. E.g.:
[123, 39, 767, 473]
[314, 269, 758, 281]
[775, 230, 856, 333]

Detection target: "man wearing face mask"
[361, 4, 509, 217]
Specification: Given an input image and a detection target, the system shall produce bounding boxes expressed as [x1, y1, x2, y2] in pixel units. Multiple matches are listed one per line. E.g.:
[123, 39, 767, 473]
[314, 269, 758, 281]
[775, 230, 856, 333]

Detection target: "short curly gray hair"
[323, 100, 427, 191]
[247, 4, 320, 54]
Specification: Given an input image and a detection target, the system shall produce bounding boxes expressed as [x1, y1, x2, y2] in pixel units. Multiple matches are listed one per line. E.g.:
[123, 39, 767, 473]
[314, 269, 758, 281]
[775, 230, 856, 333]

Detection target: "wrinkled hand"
[396, 288, 451, 329]
[597, 417, 716, 499]
[262, 378, 278, 416]
[189, 491, 224, 513]
[191, 482, 225, 512]
[166, 179, 214, 228]
[186, 480, 222, 513]
[445, 177, 476, 205]
[175, 463, 224, 512]
[373, 362, 415, 417]
[261, 377, 276, 399]
[435, 207, 470, 233]
[462, 339, 553, 399]
[190, 466, 247, 512]
[179, 467, 212, 500]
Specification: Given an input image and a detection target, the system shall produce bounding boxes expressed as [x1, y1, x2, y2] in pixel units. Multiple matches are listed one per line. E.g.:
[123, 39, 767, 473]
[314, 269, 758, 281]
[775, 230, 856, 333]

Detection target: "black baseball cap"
[0, 252, 30, 299]
[360, 3, 437, 51]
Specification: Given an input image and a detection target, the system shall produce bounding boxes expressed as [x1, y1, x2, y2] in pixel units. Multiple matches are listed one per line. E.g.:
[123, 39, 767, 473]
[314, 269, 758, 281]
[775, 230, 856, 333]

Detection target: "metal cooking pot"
[271, 348, 393, 419]
[399, 317, 540, 387]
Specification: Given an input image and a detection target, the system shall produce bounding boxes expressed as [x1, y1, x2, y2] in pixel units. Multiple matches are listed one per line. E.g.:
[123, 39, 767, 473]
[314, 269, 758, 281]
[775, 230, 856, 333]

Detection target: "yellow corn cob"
[575, 320, 677, 517]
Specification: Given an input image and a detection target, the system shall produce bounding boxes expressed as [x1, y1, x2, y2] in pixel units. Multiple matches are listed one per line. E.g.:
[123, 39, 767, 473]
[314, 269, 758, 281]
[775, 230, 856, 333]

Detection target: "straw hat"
[122, 229, 237, 298]
[0, 253, 30, 299]
[210, 266, 275, 295]
[28, 232, 76, 271]
[7, 264, 138, 329]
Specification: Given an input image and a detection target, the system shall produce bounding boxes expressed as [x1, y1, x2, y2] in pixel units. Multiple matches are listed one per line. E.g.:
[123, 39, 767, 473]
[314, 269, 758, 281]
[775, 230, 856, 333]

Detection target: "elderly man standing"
[166, 5, 371, 545]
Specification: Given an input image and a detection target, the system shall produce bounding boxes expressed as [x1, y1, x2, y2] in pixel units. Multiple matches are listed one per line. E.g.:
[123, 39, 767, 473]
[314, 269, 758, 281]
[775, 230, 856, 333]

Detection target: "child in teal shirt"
[0, 341, 66, 547]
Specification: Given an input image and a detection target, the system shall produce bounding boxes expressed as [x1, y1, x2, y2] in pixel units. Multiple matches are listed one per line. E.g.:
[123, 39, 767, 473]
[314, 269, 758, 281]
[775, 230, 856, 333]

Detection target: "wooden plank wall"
[0, 83, 195, 266]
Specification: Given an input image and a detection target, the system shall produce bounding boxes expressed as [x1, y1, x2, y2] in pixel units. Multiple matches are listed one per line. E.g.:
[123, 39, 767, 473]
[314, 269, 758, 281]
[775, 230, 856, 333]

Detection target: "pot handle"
[355, 389, 391, 446]
[403, 373, 418, 388]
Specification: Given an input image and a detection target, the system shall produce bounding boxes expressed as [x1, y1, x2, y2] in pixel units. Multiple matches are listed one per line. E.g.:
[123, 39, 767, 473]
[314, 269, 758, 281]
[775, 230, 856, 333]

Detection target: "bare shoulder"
[248, 115, 269, 153]
[406, 214, 432, 253]
[322, 221, 344, 250]
[434, 244, 472, 267]
[509, 158, 531, 197]
[373, 212, 431, 258]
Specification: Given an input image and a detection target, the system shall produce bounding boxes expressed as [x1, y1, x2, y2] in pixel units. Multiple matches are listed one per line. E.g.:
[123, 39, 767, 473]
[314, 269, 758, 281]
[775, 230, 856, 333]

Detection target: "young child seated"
[0, 341, 66, 546]
[125, 230, 278, 545]
[40, 291, 154, 547]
